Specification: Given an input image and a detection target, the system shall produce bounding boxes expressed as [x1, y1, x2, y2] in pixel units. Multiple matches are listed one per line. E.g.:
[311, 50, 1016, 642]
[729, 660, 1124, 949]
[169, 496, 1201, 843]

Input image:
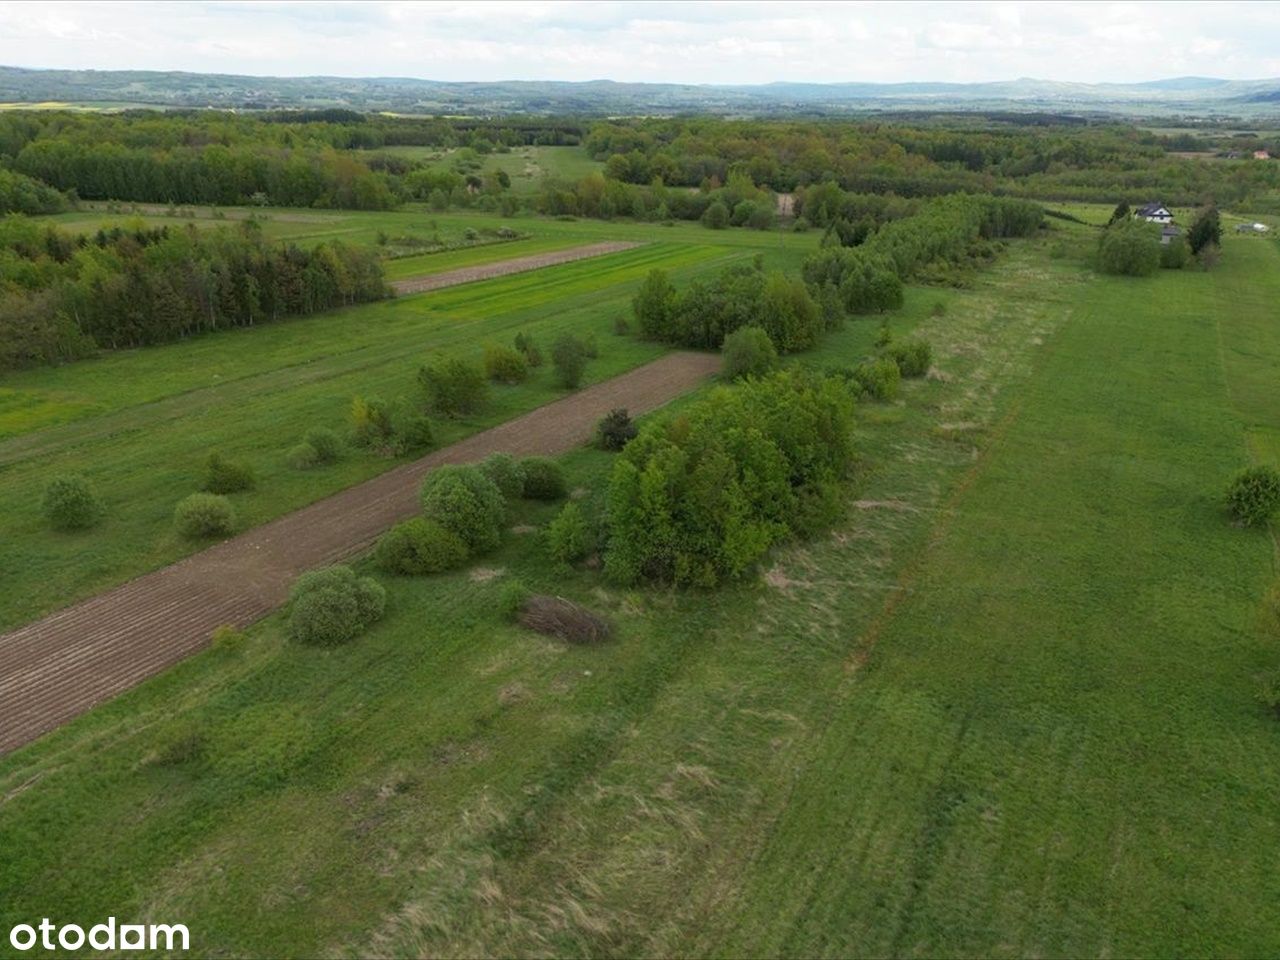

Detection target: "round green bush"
[596, 408, 638, 451]
[885, 338, 932, 378]
[479, 452, 526, 499]
[304, 427, 342, 464]
[851, 358, 901, 401]
[42, 474, 104, 531]
[287, 441, 320, 470]
[545, 501, 591, 564]
[722, 325, 779, 381]
[520, 457, 567, 501]
[1227, 465, 1280, 527]
[420, 464, 506, 553]
[174, 493, 236, 538]
[482, 342, 530, 384]
[498, 578, 531, 621]
[374, 517, 468, 575]
[201, 452, 255, 494]
[390, 407, 433, 453]
[288, 565, 386, 646]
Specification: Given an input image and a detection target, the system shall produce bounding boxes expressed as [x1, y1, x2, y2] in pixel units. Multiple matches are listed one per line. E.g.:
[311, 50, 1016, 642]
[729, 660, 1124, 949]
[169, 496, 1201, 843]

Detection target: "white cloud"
[0, 0, 1276, 84]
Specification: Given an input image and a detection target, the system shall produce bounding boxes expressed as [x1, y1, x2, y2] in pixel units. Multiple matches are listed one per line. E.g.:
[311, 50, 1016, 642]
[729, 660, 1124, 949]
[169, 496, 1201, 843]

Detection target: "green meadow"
[3, 217, 1278, 956]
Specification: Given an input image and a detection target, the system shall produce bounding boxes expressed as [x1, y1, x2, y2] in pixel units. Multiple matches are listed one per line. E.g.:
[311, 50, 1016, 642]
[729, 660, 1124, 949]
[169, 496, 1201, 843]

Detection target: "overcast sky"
[1, 1, 1278, 86]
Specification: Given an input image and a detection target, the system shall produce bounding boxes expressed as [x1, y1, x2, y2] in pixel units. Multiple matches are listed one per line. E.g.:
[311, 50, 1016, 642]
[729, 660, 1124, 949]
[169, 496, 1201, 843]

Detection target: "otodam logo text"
[8, 918, 189, 952]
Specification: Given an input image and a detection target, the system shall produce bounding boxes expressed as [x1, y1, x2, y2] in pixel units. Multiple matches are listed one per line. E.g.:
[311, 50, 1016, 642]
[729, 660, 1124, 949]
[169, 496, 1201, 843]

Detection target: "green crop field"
[4, 216, 1278, 956]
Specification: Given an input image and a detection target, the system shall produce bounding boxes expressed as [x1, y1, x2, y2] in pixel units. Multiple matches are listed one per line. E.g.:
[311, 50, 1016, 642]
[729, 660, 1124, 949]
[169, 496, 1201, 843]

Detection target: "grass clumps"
[722, 325, 779, 381]
[288, 565, 385, 647]
[201, 452, 255, 494]
[42, 474, 104, 531]
[375, 517, 468, 575]
[1226, 465, 1280, 527]
[520, 457, 567, 501]
[420, 464, 506, 554]
[174, 493, 236, 538]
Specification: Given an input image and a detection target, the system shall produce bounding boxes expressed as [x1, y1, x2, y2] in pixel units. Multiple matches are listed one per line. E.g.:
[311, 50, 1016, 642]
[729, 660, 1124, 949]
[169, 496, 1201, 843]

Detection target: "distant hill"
[2, 65, 1279, 118]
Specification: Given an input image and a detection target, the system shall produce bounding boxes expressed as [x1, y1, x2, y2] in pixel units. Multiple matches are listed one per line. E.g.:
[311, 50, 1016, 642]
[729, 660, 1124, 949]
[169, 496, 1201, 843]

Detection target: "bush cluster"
[596, 408, 638, 451]
[374, 517, 468, 575]
[848, 358, 901, 401]
[545, 501, 592, 564]
[42, 474, 104, 531]
[418, 355, 488, 417]
[551, 333, 591, 389]
[174, 492, 236, 538]
[288, 565, 386, 646]
[513, 332, 543, 367]
[201, 453, 255, 494]
[605, 369, 855, 586]
[1097, 219, 1161, 276]
[521, 457, 568, 501]
[482, 342, 530, 384]
[420, 464, 507, 553]
[479, 452, 527, 499]
[885, 339, 933, 378]
[1227, 466, 1280, 527]
[721, 325, 779, 380]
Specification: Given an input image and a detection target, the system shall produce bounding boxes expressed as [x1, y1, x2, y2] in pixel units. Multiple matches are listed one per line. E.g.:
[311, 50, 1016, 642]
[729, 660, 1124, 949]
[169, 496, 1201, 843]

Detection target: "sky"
[1, 1, 1279, 86]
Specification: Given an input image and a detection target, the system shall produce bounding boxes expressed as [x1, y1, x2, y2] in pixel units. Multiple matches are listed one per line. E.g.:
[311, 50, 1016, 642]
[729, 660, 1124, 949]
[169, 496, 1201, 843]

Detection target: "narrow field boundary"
[390, 241, 641, 295]
[0, 351, 720, 755]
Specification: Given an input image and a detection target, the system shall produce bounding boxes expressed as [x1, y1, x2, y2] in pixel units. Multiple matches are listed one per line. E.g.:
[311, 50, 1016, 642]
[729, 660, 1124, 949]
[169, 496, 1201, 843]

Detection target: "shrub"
[597, 408, 638, 451]
[201, 453, 255, 494]
[374, 517, 468, 575]
[304, 427, 342, 464]
[722, 326, 779, 381]
[478, 452, 526, 499]
[1257, 671, 1280, 719]
[390, 405, 434, 453]
[351, 395, 394, 446]
[701, 199, 730, 230]
[513, 332, 543, 367]
[288, 565, 386, 646]
[174, 493, 236, 538]
[885, 338, 932, 378]
[482, 342, 530, 384]
[1098, 219, 1161, 276]
[632, 269, 678, 340]
[551, 333, 590, 389]
[418, 355, 488, 417]
[1227, 465, 1280, 527]
[850, 358, 902, 401]
[520, 457, 567, 500]
[42, 474, 104, 530]
[287, 442, 320, 470]
[546, 501, 592, 564]
[420, 464, 506, 553]
[518, 595, 611, 644]
[498, 578, 531, 621]
[1160, 236, 1189, 270]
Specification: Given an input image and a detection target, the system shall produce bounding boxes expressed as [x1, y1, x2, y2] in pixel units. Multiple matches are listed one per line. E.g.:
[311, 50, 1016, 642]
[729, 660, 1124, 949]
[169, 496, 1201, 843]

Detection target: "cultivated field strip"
[0, 351, 721, 755]
[390, 241, 640, 295]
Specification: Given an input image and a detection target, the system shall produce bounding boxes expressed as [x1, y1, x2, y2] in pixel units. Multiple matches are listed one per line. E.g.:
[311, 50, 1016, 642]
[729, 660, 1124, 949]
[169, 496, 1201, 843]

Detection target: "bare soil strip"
[0, 351, 719, 754]
[389, 241, 640, 295]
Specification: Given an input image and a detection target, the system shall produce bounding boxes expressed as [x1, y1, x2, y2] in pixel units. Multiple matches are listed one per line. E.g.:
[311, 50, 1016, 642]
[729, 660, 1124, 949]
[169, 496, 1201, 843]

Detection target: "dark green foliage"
[545, 501, 592, 564]
[849, 358, 902, 401]
[551, 333, 590, 389]
[304, 428, 342, 464]
[1188, 207, 1222, 255]
[0, 168, 66, 215]
[722, 326, 779, 381]
[596, 408, 638, 451]
[420, 464, 506, 553]
[1160, 235, 1189, 269]
[288, 565, 385, 646]
[483, 342, 530, 384]
[1098, 219, 1161, 276]
[418, 354, 489, 417]
[390, 406, 434, 453]
[174, 492, 236, 538]
[201, 453, 255, 494]
[42, 474, 104, 531]
[513, 332, 543, 367]
[633, 269, 679, 340]
[478, 452, 526, 499]
[1108, 201, 1131, 225]
[374, 517, 468, 575]
[520, 457, 568, 501]
[701, 199, 730, 229]
[0, 216, 386, 371]
[498, 578, 531, 621]
[605, 369, 855, 586]
[885, 339, 933, 378]
[1226, 465, 1280, 527]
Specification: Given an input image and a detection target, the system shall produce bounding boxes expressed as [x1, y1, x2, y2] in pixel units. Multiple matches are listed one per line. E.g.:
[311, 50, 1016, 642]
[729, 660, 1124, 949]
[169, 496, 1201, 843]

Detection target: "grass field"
[370, 144, 605, 194]
[4, 222, 1277, 955]
[0, 218, 812, 633]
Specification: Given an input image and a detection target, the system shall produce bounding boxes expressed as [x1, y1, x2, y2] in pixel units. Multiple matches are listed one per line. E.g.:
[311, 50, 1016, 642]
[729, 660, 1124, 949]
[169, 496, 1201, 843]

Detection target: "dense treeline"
[0, 215, 386, 369]
[0, 168, 67, 215]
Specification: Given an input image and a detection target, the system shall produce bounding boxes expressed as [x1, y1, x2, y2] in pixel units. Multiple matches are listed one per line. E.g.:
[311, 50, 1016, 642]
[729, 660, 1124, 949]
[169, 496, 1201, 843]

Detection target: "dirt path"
[0, 351, 720, 755]
[390, 241, 639, 295]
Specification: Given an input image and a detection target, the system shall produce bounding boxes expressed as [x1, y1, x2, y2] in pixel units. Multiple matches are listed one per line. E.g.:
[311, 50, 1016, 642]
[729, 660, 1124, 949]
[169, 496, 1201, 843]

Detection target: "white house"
[1135, 202, 1174, 224]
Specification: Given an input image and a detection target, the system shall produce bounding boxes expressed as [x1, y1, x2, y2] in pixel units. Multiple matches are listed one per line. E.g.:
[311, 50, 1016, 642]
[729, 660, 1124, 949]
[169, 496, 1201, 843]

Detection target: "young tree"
[1188, 206, 1222, 255]
[1107, 201, 1131, 225]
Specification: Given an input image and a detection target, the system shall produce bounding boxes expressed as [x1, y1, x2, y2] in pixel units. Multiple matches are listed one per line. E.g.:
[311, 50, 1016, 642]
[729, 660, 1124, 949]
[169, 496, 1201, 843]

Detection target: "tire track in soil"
[389, 242, 640, 296]
[0, 350, 720, 755]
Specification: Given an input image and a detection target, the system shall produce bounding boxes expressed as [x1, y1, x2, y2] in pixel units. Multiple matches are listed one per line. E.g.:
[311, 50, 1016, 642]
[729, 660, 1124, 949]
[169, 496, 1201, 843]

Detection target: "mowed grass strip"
[0, 240, 740, 631]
